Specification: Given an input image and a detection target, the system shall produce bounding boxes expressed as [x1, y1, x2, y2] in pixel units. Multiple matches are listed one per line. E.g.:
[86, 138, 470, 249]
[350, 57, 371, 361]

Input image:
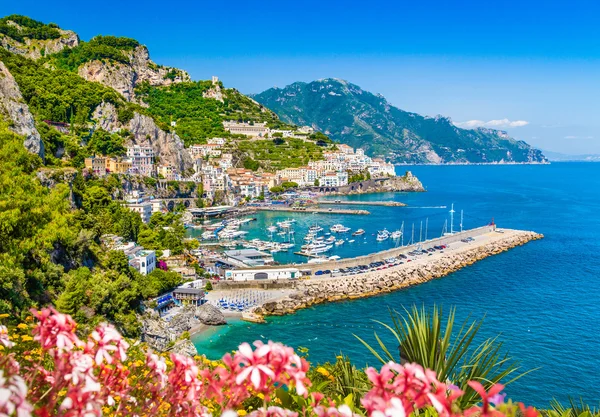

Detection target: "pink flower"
[0, 371, 32, 417]
[315, 404, 358, 417]
[64, 352, 96, 388]
[146, 352, 168, 389]
[234, 342, 276, 390]
[465, 382, 506, 417]
[31, 307, 82, 352]
[0, 325, 14, 348]
[248, 406, 299, 417]
[88, 323, 129, 365]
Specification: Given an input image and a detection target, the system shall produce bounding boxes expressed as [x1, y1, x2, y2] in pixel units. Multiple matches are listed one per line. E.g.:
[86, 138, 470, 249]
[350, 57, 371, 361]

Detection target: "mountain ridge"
[253, 78, 547, 164]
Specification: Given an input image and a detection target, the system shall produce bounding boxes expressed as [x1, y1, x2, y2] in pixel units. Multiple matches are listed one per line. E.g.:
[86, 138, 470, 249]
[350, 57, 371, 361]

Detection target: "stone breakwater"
[254, 230, 543, 317]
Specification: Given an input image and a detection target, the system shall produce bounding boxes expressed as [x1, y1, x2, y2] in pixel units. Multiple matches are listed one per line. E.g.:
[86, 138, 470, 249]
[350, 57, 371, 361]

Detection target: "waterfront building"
[84, 156, 107, 176]
[222, 121, 269, 137]
[320, 171, 348, 187]
[223, 249, 275, 267]
[126, 146, 155, 176]
[225, 267, 300, 281]
[126, 202, 153, 223]
[172, 287, 205, 306]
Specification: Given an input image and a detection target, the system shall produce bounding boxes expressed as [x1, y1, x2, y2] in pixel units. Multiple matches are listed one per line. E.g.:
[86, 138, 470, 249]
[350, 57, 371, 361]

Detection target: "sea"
[190, 163, 600, 407]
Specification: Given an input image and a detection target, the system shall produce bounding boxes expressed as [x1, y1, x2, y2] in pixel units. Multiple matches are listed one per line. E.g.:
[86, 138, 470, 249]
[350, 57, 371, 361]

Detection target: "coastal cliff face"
[0, 61, 44, 158]
[78, 45, 190, 102]
[254, 231, 543, 317]
[0, 27, 79, 60]
[141, 304, 226, 355]
[92, 101, 193, 172]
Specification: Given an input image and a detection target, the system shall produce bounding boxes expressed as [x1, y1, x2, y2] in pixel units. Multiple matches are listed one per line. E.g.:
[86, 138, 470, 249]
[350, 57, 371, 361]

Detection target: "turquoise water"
[193, 163, 600, 407]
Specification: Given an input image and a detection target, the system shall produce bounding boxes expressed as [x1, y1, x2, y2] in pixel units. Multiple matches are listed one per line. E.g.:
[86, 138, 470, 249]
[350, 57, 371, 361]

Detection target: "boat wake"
[411, 206, 447, 209]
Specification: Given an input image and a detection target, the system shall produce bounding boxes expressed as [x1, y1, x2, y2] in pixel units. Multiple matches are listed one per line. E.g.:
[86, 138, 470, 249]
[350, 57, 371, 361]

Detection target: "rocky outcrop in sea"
[140, 304, 227, 356]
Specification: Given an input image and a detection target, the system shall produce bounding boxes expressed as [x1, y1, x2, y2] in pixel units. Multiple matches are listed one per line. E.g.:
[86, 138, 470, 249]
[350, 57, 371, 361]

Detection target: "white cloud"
[564, 135, 595, 139]
[454, 118, 529, 129]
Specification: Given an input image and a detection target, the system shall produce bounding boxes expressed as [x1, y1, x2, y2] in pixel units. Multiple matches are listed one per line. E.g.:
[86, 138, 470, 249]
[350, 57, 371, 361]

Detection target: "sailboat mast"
[419, 221, 423, 242]
[460, 210, 464, 233]
[425, 217, 428, 241]
[401, 221, 404, 247]
[449, 203, 455, 234]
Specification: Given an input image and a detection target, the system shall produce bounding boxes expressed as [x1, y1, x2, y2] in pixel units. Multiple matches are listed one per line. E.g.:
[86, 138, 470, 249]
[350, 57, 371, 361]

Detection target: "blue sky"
[4, 0, 600, 154]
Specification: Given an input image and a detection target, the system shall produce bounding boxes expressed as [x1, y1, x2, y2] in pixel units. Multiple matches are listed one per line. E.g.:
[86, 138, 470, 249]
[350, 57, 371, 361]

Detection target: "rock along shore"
[254, 230, 542, 317]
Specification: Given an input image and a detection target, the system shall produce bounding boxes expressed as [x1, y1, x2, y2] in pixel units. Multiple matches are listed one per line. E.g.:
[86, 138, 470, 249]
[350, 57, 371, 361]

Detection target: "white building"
[132, 250, 156, 275]
[319, 171, 348, 187]
[225, 268, 300, 281]
[149, 199, 165, 214]
[222, 121, 269, 137]
[126, 202, 153, 223]
[207, 138, 226, 146]
[126, 146, 155, 177]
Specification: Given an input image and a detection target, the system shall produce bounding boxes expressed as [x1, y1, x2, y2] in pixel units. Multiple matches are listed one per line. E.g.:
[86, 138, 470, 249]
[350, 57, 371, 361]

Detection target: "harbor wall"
[299, 225, 496, 273]
[252, 229, 543, 317]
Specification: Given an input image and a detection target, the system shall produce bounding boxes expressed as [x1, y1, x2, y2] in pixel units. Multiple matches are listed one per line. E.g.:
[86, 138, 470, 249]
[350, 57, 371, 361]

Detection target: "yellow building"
[84, 156, 107, 176]
[106, 158, 132, 174]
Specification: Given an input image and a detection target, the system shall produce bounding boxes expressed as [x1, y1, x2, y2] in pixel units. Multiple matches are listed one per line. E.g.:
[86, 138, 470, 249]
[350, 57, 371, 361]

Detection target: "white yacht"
[309, 225, 323, 233]
[304, 242, 333, 254]
[376, 229, 390, 242]
[391, 230, 402, 239]
[330, 224, 351, 233]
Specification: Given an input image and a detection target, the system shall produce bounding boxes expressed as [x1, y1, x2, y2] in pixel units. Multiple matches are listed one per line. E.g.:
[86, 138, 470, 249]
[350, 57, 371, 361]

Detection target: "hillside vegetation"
[135, 80, 297, 146]
[254, 79, 547, 164]
[0, 14, 61, 42]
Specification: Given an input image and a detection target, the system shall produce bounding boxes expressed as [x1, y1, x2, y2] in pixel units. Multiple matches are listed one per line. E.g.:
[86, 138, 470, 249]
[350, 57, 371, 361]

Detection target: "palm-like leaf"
[355, 305, 535, 408]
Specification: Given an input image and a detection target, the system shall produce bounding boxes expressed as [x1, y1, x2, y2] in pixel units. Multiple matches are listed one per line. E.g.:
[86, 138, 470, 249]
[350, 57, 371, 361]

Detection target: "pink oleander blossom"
[0, 325, 14, 348]
[248, 406, 299, 417]
[362, 362, 458, 417]
[315, 404, 358, 417]
[31, 307, 82, 352]
[88, 323, 129, 365]
[0, 371, 32, 417]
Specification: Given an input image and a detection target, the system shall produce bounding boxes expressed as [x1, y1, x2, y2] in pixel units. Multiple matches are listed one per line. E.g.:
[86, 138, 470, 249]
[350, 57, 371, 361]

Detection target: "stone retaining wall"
[253, 230, 543, 317]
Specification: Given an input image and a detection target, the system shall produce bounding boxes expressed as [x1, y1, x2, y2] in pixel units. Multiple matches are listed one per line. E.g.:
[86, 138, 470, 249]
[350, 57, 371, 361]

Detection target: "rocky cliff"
[140, 304, 226, 355]
[0, 26, 79, 60]
[92, 101, 193, 172]
[0, 61, 44, 158]
[79, 45, 190, 102]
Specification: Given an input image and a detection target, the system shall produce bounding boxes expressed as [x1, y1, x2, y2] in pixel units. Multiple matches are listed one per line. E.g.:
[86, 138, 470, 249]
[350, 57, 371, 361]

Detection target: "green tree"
[281, 181, 298, 189]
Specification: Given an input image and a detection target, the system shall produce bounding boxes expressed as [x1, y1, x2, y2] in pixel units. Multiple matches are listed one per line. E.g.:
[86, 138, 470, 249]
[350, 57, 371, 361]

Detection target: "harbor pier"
[210, 227, 543, 317]
[317, 200, 406, 207]
[254, 206, 370, 215]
